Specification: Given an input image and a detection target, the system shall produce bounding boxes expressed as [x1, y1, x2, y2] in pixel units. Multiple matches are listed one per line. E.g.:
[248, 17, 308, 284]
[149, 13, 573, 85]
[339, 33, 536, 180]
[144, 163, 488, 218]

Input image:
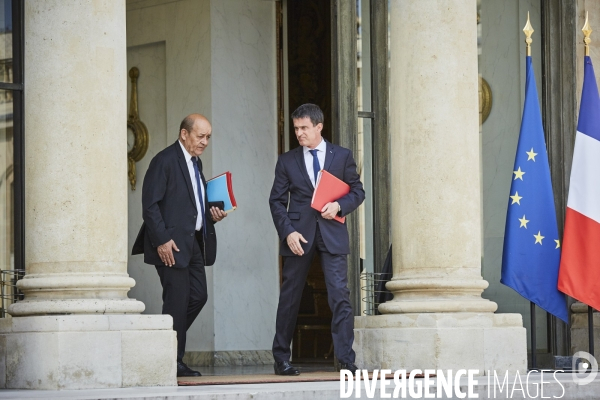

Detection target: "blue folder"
[206, 172, 237, 213]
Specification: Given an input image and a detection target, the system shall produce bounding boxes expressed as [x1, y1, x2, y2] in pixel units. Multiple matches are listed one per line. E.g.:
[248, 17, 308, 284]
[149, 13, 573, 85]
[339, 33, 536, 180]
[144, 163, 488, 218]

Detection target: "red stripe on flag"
[558, 207, 600, 311]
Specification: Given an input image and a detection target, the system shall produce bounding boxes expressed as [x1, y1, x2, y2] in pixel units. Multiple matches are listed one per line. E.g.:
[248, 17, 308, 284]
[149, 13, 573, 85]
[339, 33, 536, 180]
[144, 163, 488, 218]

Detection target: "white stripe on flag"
[567, 131, 600, 224]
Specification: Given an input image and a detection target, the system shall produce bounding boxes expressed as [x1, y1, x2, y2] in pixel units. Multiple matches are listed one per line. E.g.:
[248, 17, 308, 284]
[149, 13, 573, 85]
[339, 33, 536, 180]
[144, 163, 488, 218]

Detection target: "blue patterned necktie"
[190, 157, 206, 237]
[309, 149, 320, 186]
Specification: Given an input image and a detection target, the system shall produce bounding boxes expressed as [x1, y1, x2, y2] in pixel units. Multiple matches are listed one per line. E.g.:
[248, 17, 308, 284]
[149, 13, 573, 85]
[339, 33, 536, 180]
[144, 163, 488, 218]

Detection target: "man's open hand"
[286, 231, 307, 256]
[158, 239, 179, 267]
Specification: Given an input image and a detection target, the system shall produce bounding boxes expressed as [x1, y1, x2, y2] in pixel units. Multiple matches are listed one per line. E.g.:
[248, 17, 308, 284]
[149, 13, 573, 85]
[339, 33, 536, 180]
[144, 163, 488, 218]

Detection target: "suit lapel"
[175, 141, 198, 210]
[294, 146, 314, 189]
[323, 141, 336, 171]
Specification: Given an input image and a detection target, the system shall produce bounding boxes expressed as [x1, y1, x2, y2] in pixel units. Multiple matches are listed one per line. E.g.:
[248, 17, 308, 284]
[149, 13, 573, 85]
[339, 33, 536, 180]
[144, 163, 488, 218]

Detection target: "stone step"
[0, 373, 598, 399]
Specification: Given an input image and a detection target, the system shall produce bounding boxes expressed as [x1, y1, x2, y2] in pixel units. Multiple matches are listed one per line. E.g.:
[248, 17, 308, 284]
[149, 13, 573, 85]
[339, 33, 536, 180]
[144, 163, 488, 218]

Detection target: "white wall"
[126, 0, 278, 354]
[126, 41, 168, 317]
[126, 0, 215, 352]
[210, 0, 279, 352]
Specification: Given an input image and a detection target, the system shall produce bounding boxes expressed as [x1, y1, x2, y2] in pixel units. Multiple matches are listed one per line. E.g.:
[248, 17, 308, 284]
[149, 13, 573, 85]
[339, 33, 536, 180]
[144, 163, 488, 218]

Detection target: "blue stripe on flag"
[578, 56, 600, 141]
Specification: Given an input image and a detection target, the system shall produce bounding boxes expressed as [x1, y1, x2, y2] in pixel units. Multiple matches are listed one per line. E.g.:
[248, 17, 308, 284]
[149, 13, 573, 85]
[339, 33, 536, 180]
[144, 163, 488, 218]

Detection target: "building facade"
[0, 0, 596, 389]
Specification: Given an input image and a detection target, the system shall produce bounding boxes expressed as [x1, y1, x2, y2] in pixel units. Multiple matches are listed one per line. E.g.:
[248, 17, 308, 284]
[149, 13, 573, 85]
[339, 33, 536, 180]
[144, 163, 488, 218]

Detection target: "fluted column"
[353, 0, 526, 373]
[0, 1, 175, 389]
[378, 0, 496, 315]
[9, 0, 143, 315]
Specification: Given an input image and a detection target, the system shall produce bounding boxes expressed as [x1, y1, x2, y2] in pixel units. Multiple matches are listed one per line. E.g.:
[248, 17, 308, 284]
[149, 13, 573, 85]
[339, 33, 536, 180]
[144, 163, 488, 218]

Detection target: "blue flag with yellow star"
[501, 56, 568, 323]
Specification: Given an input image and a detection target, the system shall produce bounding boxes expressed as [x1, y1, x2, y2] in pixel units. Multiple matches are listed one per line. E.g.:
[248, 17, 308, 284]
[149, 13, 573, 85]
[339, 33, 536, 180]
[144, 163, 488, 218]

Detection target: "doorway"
[282, 0, 334, 365]
[278, 0, 390, 366]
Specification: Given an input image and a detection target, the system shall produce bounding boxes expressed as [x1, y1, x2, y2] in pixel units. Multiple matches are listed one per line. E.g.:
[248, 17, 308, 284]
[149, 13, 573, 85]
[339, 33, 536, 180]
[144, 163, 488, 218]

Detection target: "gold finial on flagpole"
[523, 12, 534, 57]
[583, 11, 592, 57]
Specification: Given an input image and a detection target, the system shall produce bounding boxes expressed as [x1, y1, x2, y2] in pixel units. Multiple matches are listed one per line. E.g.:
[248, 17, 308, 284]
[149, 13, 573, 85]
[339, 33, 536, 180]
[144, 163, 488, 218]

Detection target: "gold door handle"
[127, 67, 149, 190]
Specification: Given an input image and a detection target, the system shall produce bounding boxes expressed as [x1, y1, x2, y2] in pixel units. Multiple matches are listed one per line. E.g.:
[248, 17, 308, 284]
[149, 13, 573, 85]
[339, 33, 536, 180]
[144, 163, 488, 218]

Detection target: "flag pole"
[583, 11, 592, 57]
[530, 302, 537, 369]
[588, 306, 595, 356]
[582, 12, 595, 357]
[524, 12, 533, 57]
[523, 13, 537, 369]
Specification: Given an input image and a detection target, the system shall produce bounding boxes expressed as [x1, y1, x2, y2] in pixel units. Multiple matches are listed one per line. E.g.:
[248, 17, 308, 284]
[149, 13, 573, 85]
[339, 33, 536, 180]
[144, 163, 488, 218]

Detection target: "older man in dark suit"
[132, 114, 226, 377]
[269, 103, 365, 375]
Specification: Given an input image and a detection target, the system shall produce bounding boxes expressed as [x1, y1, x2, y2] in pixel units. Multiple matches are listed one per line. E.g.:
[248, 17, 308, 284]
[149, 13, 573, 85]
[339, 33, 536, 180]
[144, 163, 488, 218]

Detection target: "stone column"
[11, 0, 142, 316]
[0, 1, 176, 389]
[354, 0, 527, 373]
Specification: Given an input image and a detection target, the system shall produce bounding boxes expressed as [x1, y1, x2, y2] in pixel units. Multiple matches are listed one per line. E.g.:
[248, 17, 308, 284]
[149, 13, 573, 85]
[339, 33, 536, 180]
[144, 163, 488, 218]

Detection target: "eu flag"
[501, 56, 568, 323]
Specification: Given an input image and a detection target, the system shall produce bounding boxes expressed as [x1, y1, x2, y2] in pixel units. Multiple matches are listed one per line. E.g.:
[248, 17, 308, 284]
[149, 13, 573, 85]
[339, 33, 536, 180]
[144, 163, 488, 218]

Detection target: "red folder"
[311, 170, 350, 223]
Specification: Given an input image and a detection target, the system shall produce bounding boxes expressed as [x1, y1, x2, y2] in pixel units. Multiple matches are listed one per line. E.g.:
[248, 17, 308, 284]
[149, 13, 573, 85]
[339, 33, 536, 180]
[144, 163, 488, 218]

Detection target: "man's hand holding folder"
[207, 171, 237, 213]
[311, 170, 350, 223]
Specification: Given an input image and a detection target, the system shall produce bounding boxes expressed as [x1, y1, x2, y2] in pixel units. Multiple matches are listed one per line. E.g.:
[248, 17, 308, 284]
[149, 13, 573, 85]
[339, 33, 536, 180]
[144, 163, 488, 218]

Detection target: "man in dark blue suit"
[269, 103, 365, 375]
[132, 114, 227, 377]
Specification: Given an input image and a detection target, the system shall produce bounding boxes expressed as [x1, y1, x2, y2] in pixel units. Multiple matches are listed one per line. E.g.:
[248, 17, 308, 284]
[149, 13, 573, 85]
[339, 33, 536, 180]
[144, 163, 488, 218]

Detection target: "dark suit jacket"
[132, 141, 217, 267]
[269, 141, 365, 256]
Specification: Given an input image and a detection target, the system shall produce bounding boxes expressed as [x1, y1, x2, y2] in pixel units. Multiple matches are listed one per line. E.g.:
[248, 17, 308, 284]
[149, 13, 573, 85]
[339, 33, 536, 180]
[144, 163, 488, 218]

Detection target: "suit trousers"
[272, 223, 356, 364]
[156, 234, 207, 362]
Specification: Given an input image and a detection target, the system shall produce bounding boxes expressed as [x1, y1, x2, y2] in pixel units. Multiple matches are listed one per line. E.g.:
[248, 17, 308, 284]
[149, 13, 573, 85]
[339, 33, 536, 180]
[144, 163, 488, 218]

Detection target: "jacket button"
[190, 233, 194, 236]
[193, 215, 197, 218]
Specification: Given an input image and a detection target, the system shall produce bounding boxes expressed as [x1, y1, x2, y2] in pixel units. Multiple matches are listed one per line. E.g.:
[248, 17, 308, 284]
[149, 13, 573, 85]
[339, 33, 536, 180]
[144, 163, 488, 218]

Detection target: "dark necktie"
[191, 157, 206, 237]
[309, 149, 320, 186]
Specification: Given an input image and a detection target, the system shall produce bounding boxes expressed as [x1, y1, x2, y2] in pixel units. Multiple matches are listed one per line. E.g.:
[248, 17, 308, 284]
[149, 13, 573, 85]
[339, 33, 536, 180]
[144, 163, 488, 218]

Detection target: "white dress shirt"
[178, 140, 205, 231]
[303, 138, 326, 187]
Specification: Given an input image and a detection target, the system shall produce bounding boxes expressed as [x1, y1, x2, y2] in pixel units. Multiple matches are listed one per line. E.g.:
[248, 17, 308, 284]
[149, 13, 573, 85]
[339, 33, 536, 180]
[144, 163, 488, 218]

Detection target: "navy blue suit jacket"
[269, 141, 365, 256]
[132, 141, 217, 267]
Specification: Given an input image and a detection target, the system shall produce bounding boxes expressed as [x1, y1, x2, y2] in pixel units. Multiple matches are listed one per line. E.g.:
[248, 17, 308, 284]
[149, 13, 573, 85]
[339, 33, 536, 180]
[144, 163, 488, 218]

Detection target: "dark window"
[0, 0, 24, 317]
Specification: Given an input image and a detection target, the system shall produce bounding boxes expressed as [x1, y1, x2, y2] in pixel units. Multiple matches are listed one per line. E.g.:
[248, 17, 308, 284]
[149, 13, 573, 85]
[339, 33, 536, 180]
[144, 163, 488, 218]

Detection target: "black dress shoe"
[340, 362, 359, 374]
[274, 361, 300, 376]
[177, 361, 202, 377]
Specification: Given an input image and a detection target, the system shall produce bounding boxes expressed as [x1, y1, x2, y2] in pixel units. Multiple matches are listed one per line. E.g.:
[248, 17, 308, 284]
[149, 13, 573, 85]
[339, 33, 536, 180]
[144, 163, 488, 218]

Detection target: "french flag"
[558, 55, 600, 311]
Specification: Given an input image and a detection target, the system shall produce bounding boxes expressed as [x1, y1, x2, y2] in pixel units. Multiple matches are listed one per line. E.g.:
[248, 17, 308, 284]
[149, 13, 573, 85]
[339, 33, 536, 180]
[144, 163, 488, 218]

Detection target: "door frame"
[331, 0, 390, 314]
